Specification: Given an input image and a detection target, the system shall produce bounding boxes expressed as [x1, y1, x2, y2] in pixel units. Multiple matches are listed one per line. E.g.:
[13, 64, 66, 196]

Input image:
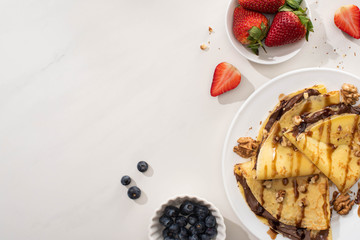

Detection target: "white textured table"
[1, 0, 360, 239]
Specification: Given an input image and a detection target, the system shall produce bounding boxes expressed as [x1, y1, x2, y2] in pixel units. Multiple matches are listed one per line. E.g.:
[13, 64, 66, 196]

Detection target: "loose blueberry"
[120, 175, 131, 186]
[199, 233, 211, 240]
[194, 221, 206, 234]
[188, 226, 198, 235]
[189, 234, 200, 240]
[137, 161, 148, 172]
[168, 223, 180, 233]
[159, 215, 174, 227]
[205, 227, 217, 238]
[163, 228, 170, 238]
[195, 205, 209, 220]
[205, 215, 216, 228]
[180, 200, 196, 215]
[175, 215, 187, 227]
[187, 214, 198, 225]
[179, 234, 189, 240]
[127, 186, 141, 199]
[165, 205, 180, 218]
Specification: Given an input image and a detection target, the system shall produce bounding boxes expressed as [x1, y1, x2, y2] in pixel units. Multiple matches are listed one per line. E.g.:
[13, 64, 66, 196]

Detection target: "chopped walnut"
[293, 115, 302, 125]
[233, 137, 258, 158]
[263, 181, 272, 189]
[333, 193, 355, 215]
[303, 92, 309, 99]
[341, 83, 360, 105]
[262, 129, 269, 138]
[298, 184, 308, 193]
[208, 26, 214, 34]
[280, 136, 292, 147]
[309, 174, 319, 184]
[200, 44, 209, 51]
[276, 190, 286, 203]
[337, 125, 342, 132]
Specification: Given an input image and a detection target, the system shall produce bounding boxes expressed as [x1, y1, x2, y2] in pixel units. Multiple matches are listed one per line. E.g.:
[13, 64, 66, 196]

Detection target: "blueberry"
[163, 228, 170, 237]
[194, 221, 206, 234]
[175, 215, 187, 227]
[127, 186, 141, 199]
[179, 227, 189, 236]
[120, 175, 131, 186]
[188, 226, 198, 235]
[205, 227, 217, 238]
[159, 215, 173, 227]
[205, 215, 216, 228]
[189, 235, 200, 240]
[199, 234, 211, 240]
[164, 237, 175, 240]
[137, 161, 148, 172]
[180, 200, 196, 215]
[179, 234, 189, 240]
[165, 205, 180, 218]
[195, 205, 209, 220]
[168, 223, 180, 233]
[187, 214, 198, 225]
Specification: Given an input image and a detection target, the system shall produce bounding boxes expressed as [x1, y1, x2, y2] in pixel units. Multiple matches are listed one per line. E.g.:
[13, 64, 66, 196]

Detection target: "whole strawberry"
[233, 6, 269, 55]
[238, 0, 285, 13]
[265, 4, 313, 47]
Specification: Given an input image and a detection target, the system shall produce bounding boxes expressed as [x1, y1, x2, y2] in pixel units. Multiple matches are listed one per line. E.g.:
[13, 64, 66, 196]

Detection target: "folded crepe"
[254, 85, 340, 180]
[284, 103, 360, 192]
[235, 161, 331, 240]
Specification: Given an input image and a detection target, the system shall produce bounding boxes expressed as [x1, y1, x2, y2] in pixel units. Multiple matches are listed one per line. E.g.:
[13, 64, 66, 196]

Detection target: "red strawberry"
[210, 62, 241, 97]
[265, 5, 313, 47]
[233, 6, 269, 55]
[334, 5, 360, 39]
[238, 0, 285, 13]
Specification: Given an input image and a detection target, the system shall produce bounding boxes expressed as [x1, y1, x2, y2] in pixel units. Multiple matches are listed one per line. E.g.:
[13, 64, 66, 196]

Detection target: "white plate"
[225, 0, 311, 64]
[222, 68, 360, 240]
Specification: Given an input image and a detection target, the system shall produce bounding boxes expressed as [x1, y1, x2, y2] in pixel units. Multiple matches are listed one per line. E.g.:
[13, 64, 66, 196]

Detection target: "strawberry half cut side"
[210, 62, 241, 97]
[334, 5, 360, 39]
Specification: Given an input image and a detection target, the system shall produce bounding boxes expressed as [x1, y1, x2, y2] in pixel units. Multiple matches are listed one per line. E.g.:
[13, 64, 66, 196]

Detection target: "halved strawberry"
[334, 5, 360, 39]
[210, 62, 241, 97]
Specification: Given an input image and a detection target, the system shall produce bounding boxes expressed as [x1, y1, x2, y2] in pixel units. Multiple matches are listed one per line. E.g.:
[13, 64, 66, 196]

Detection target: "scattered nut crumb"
[298, 184, 308, 193]
[337, 125, 342, 132]
[341, 83, 360, 105]
[303, 92, 309, 99]
[293, 115, 302, 125]
[200, 44, 209, 51]
[280, 136, 292, 147]
[309, 174, 319, 184]
[208, 27, 214, 34]
[233, 137, 258, 158]
[263, 181, 272, 189]
[299, 198, 307, 207]
[276, 190, 286, 203]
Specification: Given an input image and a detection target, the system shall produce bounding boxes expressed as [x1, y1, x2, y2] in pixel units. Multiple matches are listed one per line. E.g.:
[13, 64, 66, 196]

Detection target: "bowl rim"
[225, 0, 311, 65]
[148, 195, 226, 240]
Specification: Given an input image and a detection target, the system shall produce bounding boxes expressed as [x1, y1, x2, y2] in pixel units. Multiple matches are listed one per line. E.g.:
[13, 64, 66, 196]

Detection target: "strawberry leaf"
[248, 26, 262, 40]
[286, 0, 300, 10]
[279, 5, 293, 12]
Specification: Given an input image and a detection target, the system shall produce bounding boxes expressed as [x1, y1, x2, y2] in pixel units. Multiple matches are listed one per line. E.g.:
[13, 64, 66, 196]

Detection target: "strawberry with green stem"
[233, 6, 269, 55]
[238, 0, 286, 14]
[265, 0, 313, 47]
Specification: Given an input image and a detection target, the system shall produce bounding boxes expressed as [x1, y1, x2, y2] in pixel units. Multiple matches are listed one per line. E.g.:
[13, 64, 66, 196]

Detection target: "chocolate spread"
[293, 103, 360, 136]
[236, 173, 329, 240]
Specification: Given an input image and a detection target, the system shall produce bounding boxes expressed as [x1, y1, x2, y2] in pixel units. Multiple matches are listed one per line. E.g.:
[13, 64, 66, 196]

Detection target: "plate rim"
[221, 67, 360, 239]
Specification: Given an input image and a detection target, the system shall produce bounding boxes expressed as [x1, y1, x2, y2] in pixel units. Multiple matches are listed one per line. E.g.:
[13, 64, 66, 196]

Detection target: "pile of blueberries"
[121, 161, 148, 200]
[159, 200, 217, 240]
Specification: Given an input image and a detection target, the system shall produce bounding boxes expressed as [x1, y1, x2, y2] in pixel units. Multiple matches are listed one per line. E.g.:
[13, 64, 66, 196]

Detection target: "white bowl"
[149, 195, 226, 240]
[225, 0, 311, 64]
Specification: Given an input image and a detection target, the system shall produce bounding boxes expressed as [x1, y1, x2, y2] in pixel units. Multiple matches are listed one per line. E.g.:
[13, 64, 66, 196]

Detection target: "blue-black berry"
[195, 205, 210, 220]
[200, 233, 211, 240]
[194, 221, 206, 234]
[137, 161, 148, 172]
[188, 214, 198, 225]
[120, 175, 131, 186]
[168, 223, 180, 233]
[164, 205, 180, 218]
[175, 215, 187, 227]
[127, 186, 141, 199]
[180, 200, 196, 215]
[159, 215, 173, 227]
[205, 227, 217, 238]
[205, 215, 216, 228]
[189, 234, 200, 240]
[188, 225, 198, 235]
[179, 227, 189, 237]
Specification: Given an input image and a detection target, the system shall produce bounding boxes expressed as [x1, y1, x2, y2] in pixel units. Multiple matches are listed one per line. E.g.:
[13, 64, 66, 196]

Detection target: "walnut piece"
[298, 184, 308, 193]
[263, 181, 272, 189]
[293, 115, 302, 125]
[309, 174, 319, 184]
[208, 26, 214, 34]
[276, 190, 286, 203]
[303, 92, 309, 99]
[280, 136, 292, 147]
[233, 137, 258, 158]
[341, 83, 360, 105]
[333, 193, 355, 215]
